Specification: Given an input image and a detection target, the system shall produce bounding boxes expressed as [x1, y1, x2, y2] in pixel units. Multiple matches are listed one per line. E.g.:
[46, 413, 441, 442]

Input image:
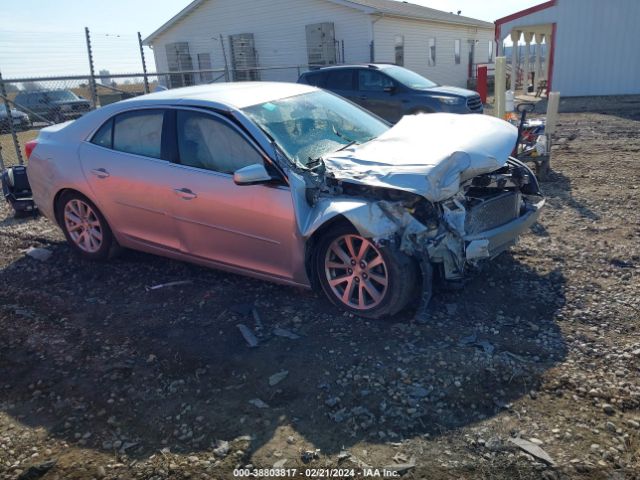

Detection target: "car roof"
[122, 82, 317, 109]
[309, 64, 396, 73]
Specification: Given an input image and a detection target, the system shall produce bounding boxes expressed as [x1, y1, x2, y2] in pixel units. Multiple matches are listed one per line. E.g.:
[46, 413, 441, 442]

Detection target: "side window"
[113, 110, 164, 159]
[176, 110, 263, 174]
[91, 119, 113, 149]
[325, 70, 353, 90]
[358, 70, 394, 92]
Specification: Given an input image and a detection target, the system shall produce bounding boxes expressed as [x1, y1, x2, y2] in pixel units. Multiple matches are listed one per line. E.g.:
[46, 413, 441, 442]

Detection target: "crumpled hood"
[322, 113, 517, 202]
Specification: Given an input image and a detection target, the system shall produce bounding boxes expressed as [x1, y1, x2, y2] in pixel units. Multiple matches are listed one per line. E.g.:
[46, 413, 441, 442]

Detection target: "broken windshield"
[242, 90, 389, 167]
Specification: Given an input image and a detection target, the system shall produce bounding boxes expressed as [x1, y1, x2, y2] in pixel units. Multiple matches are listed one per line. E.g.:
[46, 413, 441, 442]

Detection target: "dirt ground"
[0, 101, 639, 479]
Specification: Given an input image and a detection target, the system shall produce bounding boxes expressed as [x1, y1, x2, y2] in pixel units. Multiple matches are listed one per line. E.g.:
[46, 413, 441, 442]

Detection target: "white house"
[143, 0, 495, 88]
[496, 0, 640, 96]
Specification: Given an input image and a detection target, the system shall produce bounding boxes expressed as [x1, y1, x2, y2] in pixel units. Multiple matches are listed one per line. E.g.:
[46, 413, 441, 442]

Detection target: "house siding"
[373, 16, 494, 87]
[149, 0, 371, 83]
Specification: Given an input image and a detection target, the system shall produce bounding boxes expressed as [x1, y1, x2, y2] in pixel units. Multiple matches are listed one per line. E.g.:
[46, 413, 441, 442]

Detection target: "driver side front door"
[165, 109, 301, 282]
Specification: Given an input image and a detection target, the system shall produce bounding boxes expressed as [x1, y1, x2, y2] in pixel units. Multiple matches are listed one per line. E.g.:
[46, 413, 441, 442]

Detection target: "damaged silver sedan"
[28, 82, 544, 319]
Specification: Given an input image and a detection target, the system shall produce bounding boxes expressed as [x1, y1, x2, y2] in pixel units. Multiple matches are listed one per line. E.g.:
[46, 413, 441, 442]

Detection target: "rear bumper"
[463, 196, 545, 260]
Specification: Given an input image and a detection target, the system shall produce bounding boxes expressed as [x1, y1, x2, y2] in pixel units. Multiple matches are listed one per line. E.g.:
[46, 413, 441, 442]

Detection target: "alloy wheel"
[324, 234, 388, 310]
[63, 199, 103, 253]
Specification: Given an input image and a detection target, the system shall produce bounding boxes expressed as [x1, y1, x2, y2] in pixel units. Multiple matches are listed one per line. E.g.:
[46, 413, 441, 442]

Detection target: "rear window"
[91, 119, 113, 149]
[90, 109, 164, 159]
[113, 110, 164, 159]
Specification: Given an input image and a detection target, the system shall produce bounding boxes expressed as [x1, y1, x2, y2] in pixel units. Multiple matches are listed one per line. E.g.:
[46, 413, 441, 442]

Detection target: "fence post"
[220, 34, 230, 82]
[0, 71, 24, 165]
[138, 32, 150, 94]
[84, 27, 98, 109]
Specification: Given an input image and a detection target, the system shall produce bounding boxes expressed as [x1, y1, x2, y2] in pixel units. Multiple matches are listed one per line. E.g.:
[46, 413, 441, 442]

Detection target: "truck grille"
[466, 95, 483, 111]
[465, 192, 521, 235]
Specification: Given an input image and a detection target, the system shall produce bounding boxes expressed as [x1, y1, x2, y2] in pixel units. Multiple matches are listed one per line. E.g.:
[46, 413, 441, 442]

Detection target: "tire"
[56, 191, 117, 260]
[314, 224, 418, 319]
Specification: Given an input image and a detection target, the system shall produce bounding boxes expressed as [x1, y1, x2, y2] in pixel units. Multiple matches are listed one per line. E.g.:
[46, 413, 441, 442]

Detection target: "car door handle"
[90, 168, 110, 179]
[173, 188, 198, 200]
[358, 96, 368, 101]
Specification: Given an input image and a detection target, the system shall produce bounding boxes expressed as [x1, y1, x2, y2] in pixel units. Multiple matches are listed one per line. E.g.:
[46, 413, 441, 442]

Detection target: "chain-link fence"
[0, 27, 315, 170]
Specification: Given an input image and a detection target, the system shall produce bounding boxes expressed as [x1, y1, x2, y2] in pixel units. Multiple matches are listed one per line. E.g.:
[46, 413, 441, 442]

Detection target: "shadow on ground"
[0, 221, 567, 462]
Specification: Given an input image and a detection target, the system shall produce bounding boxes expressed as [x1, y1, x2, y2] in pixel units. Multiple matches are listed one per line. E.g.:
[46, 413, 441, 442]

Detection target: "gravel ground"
[0, 104, 639, 479]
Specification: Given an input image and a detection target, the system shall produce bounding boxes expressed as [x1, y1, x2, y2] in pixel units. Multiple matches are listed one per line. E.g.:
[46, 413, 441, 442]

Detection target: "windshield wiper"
[335, 140, 358, 152]
[332, 125, 356, 143]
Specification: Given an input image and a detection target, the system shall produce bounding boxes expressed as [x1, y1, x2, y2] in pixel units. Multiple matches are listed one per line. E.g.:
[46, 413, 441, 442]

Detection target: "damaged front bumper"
[464, 196, 545, 261]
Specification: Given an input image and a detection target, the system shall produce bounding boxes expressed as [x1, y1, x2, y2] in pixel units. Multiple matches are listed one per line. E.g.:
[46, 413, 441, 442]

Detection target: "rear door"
[79, 108, 180, 250]
[355, 69, 403, 122]
[166, 108, 299, 280]
[321, 69, 356, 102]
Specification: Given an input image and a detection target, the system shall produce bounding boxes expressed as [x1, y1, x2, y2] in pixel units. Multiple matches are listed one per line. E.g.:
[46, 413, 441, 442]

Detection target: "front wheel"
[315, 224, 418, 319]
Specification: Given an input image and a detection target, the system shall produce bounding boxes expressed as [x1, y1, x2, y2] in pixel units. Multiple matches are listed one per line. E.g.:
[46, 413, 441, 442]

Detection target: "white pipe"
[495, 56, 506, 119]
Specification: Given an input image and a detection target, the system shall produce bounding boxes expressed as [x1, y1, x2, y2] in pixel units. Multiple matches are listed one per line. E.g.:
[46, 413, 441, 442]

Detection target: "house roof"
[333, 0, 493, 28]
[143, 0, 493, 45]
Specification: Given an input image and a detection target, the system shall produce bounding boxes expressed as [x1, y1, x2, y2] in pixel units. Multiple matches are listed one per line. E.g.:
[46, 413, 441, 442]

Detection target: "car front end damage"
[293, 113, 545, 318]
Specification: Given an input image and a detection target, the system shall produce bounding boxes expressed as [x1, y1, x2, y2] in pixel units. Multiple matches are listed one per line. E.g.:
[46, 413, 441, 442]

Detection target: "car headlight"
[433, 95, 463, 105]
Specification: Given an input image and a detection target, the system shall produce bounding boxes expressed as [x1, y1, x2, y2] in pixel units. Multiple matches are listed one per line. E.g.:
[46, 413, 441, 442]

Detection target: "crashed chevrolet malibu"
[27, 82, 544, 318]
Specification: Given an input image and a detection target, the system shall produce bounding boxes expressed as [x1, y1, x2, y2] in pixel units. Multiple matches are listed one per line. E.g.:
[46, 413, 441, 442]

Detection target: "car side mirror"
[233, 163, 274, 186]
[383, 85, 396, 94]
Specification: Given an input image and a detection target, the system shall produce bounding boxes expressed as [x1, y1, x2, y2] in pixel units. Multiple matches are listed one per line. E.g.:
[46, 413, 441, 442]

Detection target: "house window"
[394, 35, 404, 66]
[428, 38, 436, 67]
[488, 41, 494, 62]
[197, 53, 213, 83]
[165, 42, 194, 88]
[454, 39, 461, 65]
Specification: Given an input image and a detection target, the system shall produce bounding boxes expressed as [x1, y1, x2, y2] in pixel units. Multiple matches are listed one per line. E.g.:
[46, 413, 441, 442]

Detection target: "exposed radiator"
[465, 192, 521, 235]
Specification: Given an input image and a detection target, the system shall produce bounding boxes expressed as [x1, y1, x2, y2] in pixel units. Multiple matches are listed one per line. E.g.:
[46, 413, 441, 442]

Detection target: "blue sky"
[0, 0, 541, 78]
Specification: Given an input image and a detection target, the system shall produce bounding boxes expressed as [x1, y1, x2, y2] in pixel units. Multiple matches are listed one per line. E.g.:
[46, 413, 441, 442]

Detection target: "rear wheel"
[57, 191, 116, 260]
[315, 224, 418, 319]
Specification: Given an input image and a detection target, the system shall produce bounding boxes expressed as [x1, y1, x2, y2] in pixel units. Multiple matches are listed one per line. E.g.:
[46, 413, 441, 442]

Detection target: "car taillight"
[25, 140, 37, 160]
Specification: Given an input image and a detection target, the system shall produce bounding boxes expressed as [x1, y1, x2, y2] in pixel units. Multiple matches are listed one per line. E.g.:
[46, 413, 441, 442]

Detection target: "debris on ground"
[268, 370, 288, 386]
[248, 398, 269, 409]
[273, 327, 301, 339]
[509, 437, 555, 466]
[301, 449, 321, 463]
[24, 246, 52, 262]
[237, 324, 259, 347]
[145, 280, 192, 291]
